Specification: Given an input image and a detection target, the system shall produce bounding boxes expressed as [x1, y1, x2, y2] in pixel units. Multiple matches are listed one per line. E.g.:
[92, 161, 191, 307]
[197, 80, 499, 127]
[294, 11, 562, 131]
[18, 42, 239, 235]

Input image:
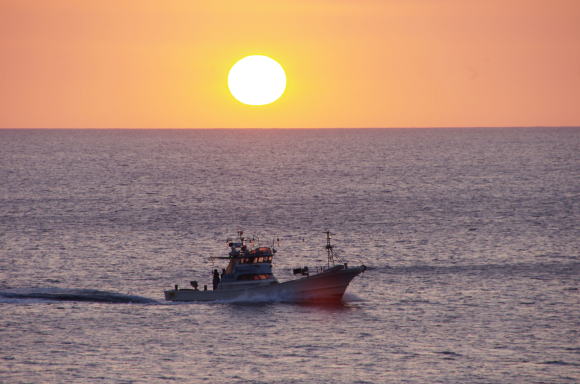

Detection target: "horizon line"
[1, 125, 579, 130]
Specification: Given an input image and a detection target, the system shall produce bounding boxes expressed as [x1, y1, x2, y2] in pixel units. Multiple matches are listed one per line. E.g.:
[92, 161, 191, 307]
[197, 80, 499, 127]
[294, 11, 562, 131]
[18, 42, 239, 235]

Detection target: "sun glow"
[228, 55, 286, 106]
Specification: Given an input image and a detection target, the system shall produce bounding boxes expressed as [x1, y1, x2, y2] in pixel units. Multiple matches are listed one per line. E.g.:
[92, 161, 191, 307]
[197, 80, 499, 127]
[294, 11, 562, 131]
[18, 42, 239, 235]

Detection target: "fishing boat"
[164, 231, 366, 303]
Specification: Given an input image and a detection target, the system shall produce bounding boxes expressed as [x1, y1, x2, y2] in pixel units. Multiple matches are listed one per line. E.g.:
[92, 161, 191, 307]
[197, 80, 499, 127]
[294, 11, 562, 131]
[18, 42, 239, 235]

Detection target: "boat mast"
[324, 231, 335, 267]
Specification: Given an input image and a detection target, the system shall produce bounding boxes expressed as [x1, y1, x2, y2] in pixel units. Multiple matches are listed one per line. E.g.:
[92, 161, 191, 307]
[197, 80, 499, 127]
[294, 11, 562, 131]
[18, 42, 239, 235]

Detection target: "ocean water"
[0, 128, 579, 383]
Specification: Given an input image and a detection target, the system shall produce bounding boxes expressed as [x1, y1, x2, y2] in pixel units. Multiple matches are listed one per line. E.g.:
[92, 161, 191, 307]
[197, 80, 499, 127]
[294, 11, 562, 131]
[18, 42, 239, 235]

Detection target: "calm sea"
[1, 128, 579, 383]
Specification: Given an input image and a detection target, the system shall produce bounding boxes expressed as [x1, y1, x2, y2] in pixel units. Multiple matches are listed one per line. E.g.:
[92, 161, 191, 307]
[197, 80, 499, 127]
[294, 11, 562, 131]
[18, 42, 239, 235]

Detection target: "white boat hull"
[164, 265, 365, 303]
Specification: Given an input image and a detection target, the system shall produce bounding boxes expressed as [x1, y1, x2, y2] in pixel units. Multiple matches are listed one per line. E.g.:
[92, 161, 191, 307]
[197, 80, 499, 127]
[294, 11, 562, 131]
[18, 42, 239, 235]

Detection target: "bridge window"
[238, 256, 273, 264]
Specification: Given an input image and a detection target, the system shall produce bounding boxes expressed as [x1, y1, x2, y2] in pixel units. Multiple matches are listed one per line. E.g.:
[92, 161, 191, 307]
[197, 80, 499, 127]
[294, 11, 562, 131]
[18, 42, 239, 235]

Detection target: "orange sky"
[1, 0, 579, 128]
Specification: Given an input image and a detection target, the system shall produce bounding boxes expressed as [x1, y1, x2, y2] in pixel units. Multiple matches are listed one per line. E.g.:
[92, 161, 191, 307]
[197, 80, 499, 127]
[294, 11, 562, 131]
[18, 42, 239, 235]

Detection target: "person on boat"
[212, 269, 220, 290]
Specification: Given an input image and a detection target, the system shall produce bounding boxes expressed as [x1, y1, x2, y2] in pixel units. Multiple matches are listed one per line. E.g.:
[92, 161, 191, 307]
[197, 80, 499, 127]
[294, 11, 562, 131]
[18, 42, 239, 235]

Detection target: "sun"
[228, 55, 286, 106]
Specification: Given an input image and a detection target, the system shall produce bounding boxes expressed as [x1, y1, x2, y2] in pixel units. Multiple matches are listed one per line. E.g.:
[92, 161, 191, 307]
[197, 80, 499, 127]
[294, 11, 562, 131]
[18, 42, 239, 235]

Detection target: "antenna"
[324, 231, 335, 267]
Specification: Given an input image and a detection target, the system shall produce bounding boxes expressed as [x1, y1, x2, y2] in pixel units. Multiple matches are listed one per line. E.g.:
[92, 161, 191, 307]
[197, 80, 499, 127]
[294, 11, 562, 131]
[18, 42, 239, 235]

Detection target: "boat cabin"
[219, 239, 278, 288]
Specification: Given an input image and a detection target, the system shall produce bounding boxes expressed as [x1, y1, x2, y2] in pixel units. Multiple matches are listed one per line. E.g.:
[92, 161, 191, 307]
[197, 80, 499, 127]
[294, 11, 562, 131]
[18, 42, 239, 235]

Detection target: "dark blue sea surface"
[1, 128, 579, 383]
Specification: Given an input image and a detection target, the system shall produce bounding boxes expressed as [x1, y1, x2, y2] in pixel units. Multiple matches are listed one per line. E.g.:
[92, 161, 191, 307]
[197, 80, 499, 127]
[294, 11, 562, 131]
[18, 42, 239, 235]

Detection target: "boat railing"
[313, 264, 344, 273]
[293, 264, 346, 276]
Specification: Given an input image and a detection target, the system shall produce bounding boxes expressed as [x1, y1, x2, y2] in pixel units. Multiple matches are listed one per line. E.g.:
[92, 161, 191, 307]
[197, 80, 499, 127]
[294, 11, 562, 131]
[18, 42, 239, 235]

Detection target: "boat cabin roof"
[249, 247, 273, 256]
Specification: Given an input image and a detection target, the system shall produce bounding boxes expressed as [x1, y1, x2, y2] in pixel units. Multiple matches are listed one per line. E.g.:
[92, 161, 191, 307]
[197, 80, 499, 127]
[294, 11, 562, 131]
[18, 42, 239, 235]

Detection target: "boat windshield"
[238, 256, 273, 264]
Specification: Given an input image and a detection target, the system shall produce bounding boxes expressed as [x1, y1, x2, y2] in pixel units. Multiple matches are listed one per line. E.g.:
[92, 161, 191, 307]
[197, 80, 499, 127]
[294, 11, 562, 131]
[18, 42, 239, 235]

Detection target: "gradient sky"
[1, 0, 579, 128]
